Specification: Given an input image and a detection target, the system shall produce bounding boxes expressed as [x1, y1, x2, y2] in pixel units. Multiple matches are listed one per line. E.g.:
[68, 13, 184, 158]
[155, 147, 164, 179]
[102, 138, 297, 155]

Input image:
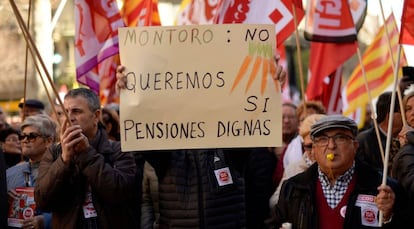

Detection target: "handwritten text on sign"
[118, 24, 281, 151]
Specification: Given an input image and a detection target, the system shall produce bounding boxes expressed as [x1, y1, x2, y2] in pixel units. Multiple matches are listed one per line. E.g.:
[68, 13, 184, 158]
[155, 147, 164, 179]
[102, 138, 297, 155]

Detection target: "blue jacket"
[6, 162, 52, 229]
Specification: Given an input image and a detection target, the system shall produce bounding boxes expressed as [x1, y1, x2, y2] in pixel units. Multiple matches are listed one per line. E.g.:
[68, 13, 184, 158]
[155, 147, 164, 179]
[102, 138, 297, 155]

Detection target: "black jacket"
[269, 159, 407, 229]
[0, 151, 7, 228]
[356, 127, 386, 171]
[392, 143, 414, 221]
[145, 147, 275, 229]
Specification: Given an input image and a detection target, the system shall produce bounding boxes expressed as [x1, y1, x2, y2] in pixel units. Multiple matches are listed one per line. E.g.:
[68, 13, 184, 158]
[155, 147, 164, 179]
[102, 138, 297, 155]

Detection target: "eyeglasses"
[313, 134, 354, 147]
[18, 133, 44, 142]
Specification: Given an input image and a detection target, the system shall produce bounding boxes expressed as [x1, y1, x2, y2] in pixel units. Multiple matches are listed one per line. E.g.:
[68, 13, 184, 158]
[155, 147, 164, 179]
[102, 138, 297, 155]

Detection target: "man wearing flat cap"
[18, 99, 45, 120]
[269, 115, 408, 228]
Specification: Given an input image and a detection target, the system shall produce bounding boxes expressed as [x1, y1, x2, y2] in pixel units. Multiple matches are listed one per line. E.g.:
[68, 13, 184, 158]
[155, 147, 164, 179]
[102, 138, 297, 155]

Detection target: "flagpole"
[51, 0, 68, 31]
[378, 2, 407, 126]
[356, 47, 386, 164]
[9, 0, 71, 124]
[292, 3, 307, 107]
[22, 0, 32, 121]
[379, 44, 402, 226]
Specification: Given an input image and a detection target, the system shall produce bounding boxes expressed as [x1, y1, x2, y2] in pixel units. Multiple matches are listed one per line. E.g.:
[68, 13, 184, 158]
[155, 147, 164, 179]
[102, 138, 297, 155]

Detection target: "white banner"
[119, 24, 281, 151]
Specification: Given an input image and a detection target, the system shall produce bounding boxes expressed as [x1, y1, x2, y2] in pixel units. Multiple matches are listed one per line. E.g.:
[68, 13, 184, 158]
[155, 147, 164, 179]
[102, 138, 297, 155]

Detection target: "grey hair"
[20, 114, 57, 141]
[65, 88, 100, 112]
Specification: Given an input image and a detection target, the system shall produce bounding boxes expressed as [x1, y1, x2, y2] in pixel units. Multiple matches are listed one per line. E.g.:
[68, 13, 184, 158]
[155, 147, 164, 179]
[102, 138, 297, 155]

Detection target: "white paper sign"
[119, 24, 281, 151]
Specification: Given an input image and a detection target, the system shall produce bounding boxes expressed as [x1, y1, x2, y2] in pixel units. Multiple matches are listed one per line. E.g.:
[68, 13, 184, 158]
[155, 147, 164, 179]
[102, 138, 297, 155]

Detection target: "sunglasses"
[19, 133, 43, 142]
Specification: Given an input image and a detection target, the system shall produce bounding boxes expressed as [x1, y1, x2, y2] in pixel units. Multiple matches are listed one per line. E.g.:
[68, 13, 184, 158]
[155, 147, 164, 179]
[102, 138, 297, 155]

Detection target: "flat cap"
[18, 99, 45, 109]
[310, 115, 358, 138]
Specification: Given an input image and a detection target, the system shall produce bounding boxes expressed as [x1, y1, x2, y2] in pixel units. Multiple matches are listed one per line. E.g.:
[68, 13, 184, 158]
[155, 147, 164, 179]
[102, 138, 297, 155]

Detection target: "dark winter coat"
[270, 159, 407, 229]
[35, 128, 143, 229]
[145, 147, 275, 229]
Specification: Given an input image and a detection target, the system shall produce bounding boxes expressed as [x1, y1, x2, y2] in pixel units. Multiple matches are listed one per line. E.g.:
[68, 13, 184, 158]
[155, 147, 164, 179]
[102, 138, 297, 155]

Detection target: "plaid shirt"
[318, 162, 355, 208]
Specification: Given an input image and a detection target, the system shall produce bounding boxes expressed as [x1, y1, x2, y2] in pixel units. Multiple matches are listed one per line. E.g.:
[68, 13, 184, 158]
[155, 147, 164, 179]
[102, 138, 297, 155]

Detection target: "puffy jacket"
[145, 148, 250, 229]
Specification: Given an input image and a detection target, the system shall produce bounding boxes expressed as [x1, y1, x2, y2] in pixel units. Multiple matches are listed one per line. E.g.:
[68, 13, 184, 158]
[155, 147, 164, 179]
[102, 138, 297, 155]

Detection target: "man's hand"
[375, 185, 395, 222]
[398, 124, 414, 147]
[22, 215, 44, 229]
[60, 120, 89, 163]
[273, 55, 287, 88]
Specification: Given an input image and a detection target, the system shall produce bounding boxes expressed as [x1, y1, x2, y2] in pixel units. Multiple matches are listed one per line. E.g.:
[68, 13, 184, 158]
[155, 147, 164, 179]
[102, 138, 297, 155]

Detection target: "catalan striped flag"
[399, 0, 414, 45]
[343, 13, 408, 128]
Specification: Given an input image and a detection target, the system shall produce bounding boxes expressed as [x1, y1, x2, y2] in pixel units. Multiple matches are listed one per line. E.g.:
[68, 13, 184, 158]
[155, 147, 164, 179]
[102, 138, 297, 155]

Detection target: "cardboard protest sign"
[119, 24, 281, 151]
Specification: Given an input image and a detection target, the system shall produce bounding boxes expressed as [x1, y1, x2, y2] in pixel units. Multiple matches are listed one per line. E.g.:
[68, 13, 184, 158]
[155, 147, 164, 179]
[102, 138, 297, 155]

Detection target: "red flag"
[399, 0, 414, 45]
[214, 0, 304, 48]
[99, 55, 120, 105]
[304, 0, 361, 42]
[75, 0, 125, 95]
[321, 67, 343, 114]
[306, 0, 357, 106]
[305, 0, 361, 111]
[306, 41, 357, 101]
[121, 0, 161, 26]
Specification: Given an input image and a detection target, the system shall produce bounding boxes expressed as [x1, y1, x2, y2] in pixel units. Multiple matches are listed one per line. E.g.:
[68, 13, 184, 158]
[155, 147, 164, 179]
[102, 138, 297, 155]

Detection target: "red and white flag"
[305, 0, 363, 113]
[304, 0, 364, 42]
[96, 0, 162, 105]
[176, 0, 305, 48]
[306, 43, 356, 114]
[213, 0, 304, 48]
[320, 67, 343, 114]
[74, 0, 125, 95]
[399, 0, 414, 45]
[306, 42, 357, 100]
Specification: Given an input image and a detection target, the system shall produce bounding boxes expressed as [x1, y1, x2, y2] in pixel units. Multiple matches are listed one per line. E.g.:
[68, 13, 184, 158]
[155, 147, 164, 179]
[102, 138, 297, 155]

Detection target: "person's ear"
[94, 109, 101, 126]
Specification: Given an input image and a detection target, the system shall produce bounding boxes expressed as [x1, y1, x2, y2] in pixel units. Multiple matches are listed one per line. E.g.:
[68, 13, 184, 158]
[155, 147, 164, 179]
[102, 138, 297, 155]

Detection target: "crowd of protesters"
[0, 65, 414, 229]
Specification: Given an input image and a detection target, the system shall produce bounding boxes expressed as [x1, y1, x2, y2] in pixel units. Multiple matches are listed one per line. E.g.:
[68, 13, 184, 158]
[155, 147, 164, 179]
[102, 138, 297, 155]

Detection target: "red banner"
[400, 0, 414, 45]
[306, 41, 357, 100]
